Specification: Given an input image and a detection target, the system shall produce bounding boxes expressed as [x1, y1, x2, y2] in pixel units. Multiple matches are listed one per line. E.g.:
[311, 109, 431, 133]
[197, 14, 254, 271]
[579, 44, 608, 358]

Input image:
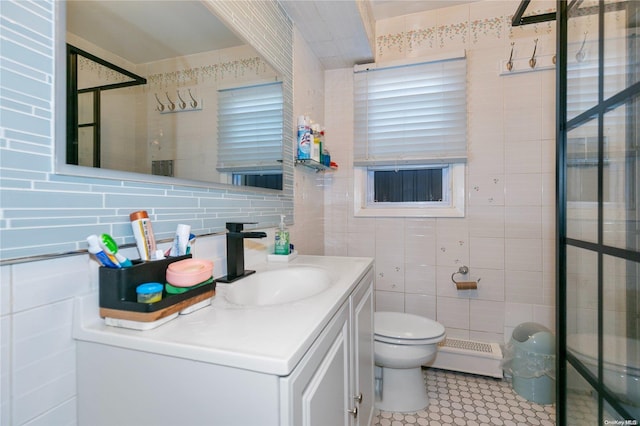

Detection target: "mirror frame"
[54, 0, 294, 197]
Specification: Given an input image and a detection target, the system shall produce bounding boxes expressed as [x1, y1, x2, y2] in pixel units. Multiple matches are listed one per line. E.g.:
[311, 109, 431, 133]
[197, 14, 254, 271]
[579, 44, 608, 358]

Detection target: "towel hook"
[506, 42, 515, 71]
[529, 38, 539, 69]
[188, 88, 198, 109]
[165, 92, 176, 111]
[576, 32, 588, 63]
[154, 93, 165, 112]
[176, 90, 187, 110]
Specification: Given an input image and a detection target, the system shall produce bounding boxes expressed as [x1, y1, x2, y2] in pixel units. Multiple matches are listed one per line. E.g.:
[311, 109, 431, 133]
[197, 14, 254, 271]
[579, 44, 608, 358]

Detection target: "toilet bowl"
[567, 333, 639, 418]
[374, 311, 445, 413]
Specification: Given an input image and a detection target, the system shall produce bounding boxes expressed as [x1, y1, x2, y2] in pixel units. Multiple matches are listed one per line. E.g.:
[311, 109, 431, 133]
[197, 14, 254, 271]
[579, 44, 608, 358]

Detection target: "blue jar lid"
[136, 282, 163, 294]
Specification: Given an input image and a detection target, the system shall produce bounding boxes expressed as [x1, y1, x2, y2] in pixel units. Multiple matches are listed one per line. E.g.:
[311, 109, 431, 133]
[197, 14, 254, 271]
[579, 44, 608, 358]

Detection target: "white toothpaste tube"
[170, 224, 191, 257]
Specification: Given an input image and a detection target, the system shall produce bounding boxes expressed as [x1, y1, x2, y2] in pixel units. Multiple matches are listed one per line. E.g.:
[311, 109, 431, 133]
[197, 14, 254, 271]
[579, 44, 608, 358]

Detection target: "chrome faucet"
[216, 222, 267, 283]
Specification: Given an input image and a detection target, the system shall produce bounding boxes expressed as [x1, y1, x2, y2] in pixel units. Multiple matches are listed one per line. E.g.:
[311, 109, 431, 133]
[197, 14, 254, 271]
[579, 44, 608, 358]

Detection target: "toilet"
[374, 311, 446, 412]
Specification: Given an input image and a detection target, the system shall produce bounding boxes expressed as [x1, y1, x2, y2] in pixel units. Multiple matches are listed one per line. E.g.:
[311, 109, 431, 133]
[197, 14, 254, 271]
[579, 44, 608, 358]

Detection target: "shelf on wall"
[294, 159, 335, 172]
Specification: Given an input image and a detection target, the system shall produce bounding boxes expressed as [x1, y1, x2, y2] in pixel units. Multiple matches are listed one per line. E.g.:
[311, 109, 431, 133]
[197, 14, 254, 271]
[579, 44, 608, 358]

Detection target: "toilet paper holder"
[451, 266, 480, 290]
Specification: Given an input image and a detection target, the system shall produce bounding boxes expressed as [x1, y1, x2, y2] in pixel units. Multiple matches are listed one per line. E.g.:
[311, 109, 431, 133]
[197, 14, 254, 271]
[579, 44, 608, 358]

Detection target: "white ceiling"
[279, 0, 376, 69]
[370, 0, 480, 20]
[66, 1, 245, 64]
[67, 0, 483, 68]
[281, 0, 482, 68]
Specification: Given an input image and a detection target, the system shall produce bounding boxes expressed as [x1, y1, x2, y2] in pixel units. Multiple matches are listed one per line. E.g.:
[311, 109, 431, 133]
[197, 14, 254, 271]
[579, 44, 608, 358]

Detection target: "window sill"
[353, 204, 464, 218]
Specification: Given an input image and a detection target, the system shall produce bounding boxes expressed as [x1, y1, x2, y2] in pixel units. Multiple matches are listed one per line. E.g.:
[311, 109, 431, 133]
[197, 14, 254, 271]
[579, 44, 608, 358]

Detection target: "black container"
[99, 254, 215, 313]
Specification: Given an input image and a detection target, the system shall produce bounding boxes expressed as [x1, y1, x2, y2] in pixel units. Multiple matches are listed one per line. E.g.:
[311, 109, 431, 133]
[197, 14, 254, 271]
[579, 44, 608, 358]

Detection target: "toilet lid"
[375, 311, 445, 341]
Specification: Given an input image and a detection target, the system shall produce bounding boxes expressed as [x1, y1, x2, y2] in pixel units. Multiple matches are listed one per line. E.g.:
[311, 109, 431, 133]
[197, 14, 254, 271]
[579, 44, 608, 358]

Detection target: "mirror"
[62, 0, 284, 190]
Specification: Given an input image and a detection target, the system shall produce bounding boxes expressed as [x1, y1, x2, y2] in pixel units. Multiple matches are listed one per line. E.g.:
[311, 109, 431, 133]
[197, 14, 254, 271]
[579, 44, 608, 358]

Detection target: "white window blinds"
[217, 82, 283, 172]
[354, 55, 467, 167]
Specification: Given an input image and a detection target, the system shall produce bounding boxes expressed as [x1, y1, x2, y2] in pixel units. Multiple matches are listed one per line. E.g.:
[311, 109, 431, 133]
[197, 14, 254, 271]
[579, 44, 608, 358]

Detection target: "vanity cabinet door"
[280, 303, 350, 426]
[349, 270, 374, 426]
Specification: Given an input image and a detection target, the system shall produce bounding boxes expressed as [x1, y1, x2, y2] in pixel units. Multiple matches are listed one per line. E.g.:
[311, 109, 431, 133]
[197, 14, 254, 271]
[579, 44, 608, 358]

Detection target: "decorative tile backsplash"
[376, 7, 555, 60]
[470, 16, 505, 43]
[146, 57, 269, 88]
[78, 55, 133, 85]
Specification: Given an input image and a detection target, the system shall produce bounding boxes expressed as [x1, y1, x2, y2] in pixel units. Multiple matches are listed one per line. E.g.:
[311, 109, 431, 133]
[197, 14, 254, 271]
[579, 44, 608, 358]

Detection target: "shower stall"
[557, 0, 640, 423]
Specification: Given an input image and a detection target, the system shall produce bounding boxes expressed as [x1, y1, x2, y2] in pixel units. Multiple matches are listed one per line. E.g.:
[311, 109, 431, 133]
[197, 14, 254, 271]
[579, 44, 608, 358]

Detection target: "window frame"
[354, 163, 465, 218]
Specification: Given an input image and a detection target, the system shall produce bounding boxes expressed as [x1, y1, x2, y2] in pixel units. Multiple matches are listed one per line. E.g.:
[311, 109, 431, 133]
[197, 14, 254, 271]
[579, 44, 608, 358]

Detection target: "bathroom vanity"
[74, 255, 374, 426]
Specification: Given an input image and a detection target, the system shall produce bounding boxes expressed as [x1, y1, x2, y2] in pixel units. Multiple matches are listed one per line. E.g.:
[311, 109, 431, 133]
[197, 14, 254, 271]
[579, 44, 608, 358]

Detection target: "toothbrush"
[99, 234, 133, 267]
[186, 233, 196, 254]
[87, 235, 121, 268]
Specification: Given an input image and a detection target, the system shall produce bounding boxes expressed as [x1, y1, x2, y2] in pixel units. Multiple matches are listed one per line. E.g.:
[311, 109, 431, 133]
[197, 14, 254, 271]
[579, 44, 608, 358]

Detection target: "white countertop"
[73, 255, 373, 376]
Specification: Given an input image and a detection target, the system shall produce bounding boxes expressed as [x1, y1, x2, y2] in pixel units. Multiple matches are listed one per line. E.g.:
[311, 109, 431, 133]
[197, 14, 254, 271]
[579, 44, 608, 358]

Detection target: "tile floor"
[371, 368, 556, 426]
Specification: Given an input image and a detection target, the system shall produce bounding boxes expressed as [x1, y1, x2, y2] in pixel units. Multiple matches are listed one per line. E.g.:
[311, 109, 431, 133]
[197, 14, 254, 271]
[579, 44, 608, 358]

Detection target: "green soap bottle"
[274, 214, 290, 255]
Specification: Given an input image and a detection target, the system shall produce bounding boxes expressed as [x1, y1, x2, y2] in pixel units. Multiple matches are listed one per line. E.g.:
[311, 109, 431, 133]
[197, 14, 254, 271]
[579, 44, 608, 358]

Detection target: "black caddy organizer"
[99, 254, 216, 313]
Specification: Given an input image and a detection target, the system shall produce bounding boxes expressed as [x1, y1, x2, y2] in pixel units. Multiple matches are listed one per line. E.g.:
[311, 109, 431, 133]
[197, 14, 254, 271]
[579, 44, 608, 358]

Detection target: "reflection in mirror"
[65, 0, 284, 190]
[67, 45, 147, 168]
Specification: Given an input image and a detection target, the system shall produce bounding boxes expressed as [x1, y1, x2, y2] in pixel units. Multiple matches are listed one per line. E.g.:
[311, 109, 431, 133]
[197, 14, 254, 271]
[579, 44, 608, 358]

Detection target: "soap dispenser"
[274, 215, 290, 255]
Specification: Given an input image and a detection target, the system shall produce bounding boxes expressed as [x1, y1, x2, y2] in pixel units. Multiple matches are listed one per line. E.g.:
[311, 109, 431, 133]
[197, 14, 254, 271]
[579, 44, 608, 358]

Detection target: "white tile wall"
[324, 0, 557, 346]
[289, 26, 327, 256]
[405, 293, 437, 319]
[375, 290, 405, 312]
[1, 252, 92, 425]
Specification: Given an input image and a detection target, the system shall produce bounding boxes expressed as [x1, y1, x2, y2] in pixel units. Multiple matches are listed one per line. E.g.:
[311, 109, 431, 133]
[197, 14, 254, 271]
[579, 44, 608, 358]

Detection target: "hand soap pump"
[274, 215, 290, 255]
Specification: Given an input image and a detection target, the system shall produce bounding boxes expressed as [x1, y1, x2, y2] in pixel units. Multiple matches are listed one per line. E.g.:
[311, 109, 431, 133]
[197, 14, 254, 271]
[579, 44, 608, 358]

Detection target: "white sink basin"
[224, 265, 332, 306]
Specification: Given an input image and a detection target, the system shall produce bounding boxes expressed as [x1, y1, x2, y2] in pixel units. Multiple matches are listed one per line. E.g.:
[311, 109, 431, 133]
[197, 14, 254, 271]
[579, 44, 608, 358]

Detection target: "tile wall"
[290, 26, 326, 255]
[323, 0, 557, 344]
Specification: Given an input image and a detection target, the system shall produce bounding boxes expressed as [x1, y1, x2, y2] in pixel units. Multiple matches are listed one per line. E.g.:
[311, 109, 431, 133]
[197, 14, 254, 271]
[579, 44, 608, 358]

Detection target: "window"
[372, 167, 444, 202]
[217, 82, 283, 189]
[232, 173, 282, 190]
[353, 53, 467, 217]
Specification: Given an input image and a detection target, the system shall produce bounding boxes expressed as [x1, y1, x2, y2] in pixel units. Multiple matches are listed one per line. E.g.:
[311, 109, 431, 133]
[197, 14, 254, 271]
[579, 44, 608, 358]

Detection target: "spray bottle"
[297, 115, 311, 160]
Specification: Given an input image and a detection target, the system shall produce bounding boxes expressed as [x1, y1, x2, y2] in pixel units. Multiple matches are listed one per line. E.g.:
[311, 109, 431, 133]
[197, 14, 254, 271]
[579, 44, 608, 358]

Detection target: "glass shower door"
[560, 0, 640, 424]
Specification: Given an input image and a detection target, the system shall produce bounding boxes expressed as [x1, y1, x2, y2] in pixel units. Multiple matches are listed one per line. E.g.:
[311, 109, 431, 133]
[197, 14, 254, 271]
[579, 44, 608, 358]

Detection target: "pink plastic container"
[165, 258, 213, 287]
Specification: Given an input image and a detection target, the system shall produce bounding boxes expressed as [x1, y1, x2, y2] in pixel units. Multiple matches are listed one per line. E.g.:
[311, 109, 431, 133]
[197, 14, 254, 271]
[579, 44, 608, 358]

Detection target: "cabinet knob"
[353, 393, 363, 403]
[347, 406, 358, 418]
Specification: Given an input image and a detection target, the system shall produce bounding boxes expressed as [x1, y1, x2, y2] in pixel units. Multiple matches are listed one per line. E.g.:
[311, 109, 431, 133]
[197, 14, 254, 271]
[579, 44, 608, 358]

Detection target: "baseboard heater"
[429, 338, 504, 379]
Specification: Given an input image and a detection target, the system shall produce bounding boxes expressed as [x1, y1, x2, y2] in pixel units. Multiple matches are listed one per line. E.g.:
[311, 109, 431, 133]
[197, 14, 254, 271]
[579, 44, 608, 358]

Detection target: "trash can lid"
[512, 322, 555, 354]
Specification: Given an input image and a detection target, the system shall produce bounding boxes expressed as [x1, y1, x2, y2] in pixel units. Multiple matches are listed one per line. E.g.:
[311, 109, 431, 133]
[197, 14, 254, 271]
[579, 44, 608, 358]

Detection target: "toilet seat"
[375, 312, 445, 345]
